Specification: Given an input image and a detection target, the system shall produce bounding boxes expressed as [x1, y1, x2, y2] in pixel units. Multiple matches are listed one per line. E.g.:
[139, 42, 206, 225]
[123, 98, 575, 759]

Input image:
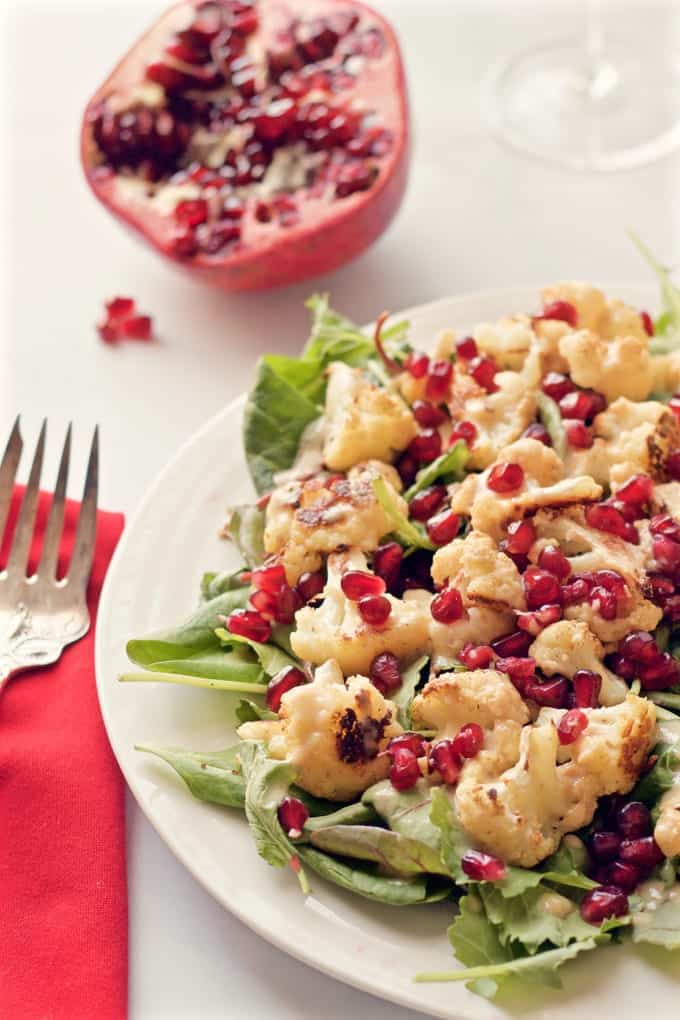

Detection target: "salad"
[123, 238, 680, 1000]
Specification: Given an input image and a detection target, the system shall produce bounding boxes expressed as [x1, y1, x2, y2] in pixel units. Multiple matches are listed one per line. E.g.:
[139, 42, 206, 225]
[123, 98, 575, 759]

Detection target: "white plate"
[96, 285, 679, 1020]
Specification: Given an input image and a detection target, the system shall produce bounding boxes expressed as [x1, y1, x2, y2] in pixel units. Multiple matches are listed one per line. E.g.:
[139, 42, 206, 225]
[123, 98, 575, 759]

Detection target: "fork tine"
[6, 420, 46, 575]
[39, 424, 72, 579]
[67, 426, 99, 591]
[0, 416, 23, 547]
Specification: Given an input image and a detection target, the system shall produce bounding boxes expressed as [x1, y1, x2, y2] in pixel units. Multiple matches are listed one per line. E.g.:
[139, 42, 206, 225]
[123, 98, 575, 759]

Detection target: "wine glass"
[486, 0, 680, 171]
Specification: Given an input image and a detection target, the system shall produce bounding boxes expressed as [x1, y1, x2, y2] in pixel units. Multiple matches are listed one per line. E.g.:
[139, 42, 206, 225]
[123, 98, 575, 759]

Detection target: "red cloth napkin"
[0, 489, 127, 1020]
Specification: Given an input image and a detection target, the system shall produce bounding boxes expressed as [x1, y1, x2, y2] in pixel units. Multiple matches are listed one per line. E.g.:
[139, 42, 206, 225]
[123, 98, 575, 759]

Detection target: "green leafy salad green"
[122, 242, 680, 1001]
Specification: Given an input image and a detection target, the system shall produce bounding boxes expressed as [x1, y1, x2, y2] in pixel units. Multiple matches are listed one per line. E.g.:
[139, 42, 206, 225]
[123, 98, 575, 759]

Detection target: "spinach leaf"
[296, 846, 448, 905]
[391, 655, 429, 729]
[633, 739, 680, 804]
[404, 442, 468, 501]
[363, 778, 442, 849]
[632, 891, 680, 949]
[136, 744, 245, 808]
[478, 885, 601, 954]
[429, 786, 471, 882]
[301, 293, 375, 372]
[214, 628, 297, 677]
[373, 477, 434, 551]
[536, 392, 567, 459]
[310, 824, 451, 877]
[225, 505, 266, 568]
[304, 801, 378, 833]
[235, 699, 277, 724]
[631, 232, 680, 352]
[200, 568, 250, 601]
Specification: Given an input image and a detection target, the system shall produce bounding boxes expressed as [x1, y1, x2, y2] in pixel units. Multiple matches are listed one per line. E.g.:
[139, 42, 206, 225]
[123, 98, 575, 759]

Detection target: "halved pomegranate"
[80, 0, 409, 291]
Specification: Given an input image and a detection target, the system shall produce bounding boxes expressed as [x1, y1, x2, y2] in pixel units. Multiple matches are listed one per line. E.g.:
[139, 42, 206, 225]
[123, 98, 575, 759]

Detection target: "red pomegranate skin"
[80, 0, 410, 292]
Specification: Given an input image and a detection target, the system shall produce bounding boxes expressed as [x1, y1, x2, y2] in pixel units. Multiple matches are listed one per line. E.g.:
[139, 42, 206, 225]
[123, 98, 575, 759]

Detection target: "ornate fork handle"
[0, 606, 65, 688]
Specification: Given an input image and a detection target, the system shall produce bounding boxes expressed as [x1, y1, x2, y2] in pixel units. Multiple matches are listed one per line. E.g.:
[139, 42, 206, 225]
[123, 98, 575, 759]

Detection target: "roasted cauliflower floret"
[541, 283, 648, 341]
[431, 531, 526, 611]
[411, 669, 530, 736]
[654, 786, 680, 859]
[455, 694, 655, 867]
[651, 350, 680, 394]
[429, 605, 515, 670]
[239, 660, 402, 802]
[653, 481, 680, 519]
[291, 548, 431, 676]
[323, 362, 417, 471]
[472, 315, 536, 371]
[558, 329, 653, 403]
[264, 462, 405, 583]
[529, 621, 628, 706]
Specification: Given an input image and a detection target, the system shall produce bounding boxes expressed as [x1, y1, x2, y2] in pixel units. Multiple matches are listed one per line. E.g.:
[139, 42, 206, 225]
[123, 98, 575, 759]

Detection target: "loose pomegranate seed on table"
[428, 740, 463, 784]
[341, 570, 386, 601]
[426, 510, 460, 545]
[409, 485, 447, 521]
[266, 665, 307, 712]
[430, 586, 464, 624]
[580, 885, 629, 925]
[369, 652, 402, 695]
[389, 747, 421, 791]
[358, 594, 392, 626]
[459, 643, 495, 669]
[461, 850, 506, 882]
[455, 335, 478, 360]
[97, 295, 154, 344]
[487, 461, 524, 494]
[226, 608, 271, 644]
[452, 723, 484, 758]
[557, 708, 588, 745]
[277, 796, 309, 838]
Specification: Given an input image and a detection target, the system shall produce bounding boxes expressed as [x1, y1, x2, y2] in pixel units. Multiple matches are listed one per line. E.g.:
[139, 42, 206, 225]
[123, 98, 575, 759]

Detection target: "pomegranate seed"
[250, 588, 276, 618]
[538, 544, 571, 580]
[388, 732, 429, 757]
[461, 850, 506, 882]
[227, 608, 271, 644]
[542, 372, 576, 401]
[617, 801, 652, 839]
[653, 534, 680, 571]
[585, 504, 633, 541]
[120, 315, 153, 340]
[487, 462, 524, 494]
[649, 574, 676, 601]
[273, 585, 303, 624]
[559, 390, 596, 421]
[616, 474, 653, 505]
[426, 510, 460, 545]
[592, 570, 628, 598]
[663, 594, 680, 620]
[517, 604, 562, 635]
[560, 576, 591, 605]
[428, 739, 463, 784]
[408, 430, 442, 465]
[296, 570, 325, 603]
[495, 657, 536, 694]
[606, 652, 636, 680]
[232, 9, 259, 35]
[572, 669, 601, 708]
[266, 665, 307, 712]
[607, 497, 641, 523]
[491, 630, 531, 656]
[590, 831, 621, 863]
[358, 594, 391, 626]
[522, 422, 552, 446]
[525, 674, 569, 708]
[459, 643, 494, 669]
[558, 708, 588, 745]
[373, 543, 403, 592]
[252, 562, 287, 593]
[448, 421, 478, 448]
[523, 567, 561, 610]
[412, 400, 447, 428]
[430, 586, 464, 624]
[425, 359, 454, 401]
[650, 513, 680, 540]
[455, 335, 478, 360]
[277, 796, 308, 838]
[580, 886, 628, 925]
[396, 452, 418, 487]
[620, 631, 659, 663]
[640, 309, 654, 336]
[619, 837, 665, 869]
[504, 519, 536, 555]
[605, 861, 641, 893]
[175, 198, 208, 227]
[254, 98, 297, 141]
[590, 586, 618, 620]
[405, 351, 430, 378]
[369, 652, 402, 695]
[668, 394, 680, 423]
[469, 355, 498, 392]
[541, 300, 578, 327]
[452, 723, 484, 758]
[638, 652, 679, 690]
[669, 451, 680, 481]
[503, 549, 529, 573]
[106, 296, 135, 320]
[565, 420, 593, 449]
[389, 747, 421, 790]
[409, 486, 447, 521]
[341, 570, 386, 601]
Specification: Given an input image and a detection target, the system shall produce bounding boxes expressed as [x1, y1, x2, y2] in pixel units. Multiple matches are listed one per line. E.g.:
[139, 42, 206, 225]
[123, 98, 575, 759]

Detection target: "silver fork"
[0, 418, 99, 689]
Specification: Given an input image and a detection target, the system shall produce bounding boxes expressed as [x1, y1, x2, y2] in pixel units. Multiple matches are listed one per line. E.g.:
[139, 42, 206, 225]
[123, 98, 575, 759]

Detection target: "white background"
[2, 0, 680, 1017]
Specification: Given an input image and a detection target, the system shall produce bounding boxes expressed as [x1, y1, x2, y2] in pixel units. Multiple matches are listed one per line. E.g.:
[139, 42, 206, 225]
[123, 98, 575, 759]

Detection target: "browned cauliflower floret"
[432, 531, 526, 611]
[654, 786, 680, 859]
[558, 329, 653, 402]
[411, 669, 530, 736]
[291, 548, 430, 676]
[472, 316, 537, 371]
[653, 481, 680, 519]
[264, 462, 404, 583]
[455, 694, 655, 867]
[567, 398, 680, 487]
[323, 362, 417, 470]
[651, 350, 680, 394]
[541, 283, 648, 341]
[429, 605, 515, 669]
[529, 620, 628, 705]
[239, 660, 402, 801]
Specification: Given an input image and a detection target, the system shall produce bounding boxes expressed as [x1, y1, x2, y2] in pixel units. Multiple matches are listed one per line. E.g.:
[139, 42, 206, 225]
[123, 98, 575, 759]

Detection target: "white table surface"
[3, 0, 680, 1016]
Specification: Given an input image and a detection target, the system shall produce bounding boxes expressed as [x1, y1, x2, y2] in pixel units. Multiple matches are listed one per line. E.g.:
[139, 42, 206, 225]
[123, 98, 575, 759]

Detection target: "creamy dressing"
[273, 416, 327, 486]
[539, 891, 574, 919]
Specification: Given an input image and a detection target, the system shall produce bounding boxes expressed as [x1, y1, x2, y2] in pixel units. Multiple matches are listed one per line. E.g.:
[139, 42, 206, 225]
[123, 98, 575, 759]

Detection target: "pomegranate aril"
[175, 198, 208, 227]
[590, 586, 618, 620]
[277, 796, 308, 838]
[620, 630, 658, 663]
[121, 315, 153, 340]
[226, 608, 271, 644]
[412, 400, 447, 428]
[455, 335, 478, 360]
[650, 513, 680, 541]
[461, 850, 506, 882]
[252, 562, 287, 594]
[540, 300, 578, 327]
[505, 519, 536, 555]
[430, 586, 464, 624]
[231, 9, 259, 36]
[542, 372, 575, 401]
[273, 585, 303, 624]
[572, 669, 601, 708]
[335, 163, 378, 198]
[668, 451, 680, 481]
[405, 351, 430, 378]
[389, 747, 420, 790]
[565, 420, 593, 449]
[580, 886, 628, 925]
[522, 422, 552, 446]
[560, 576, 591, 605]
[640, 309, 654, 336]
[523, 567, 561, 610]
[425, 360, 454, 401]
[358, 594, 391, 626]
[649, 574, 676, 601]
[408, 430, 442, 465]
[558, 708, 588, 745]
[106, 296, 135, 320]
[459, 643, 495, 670]
[452, 723, 484, 758]
[592, 569, 628, 598]
[662, 594, 680, 621]
[653, 534, 680, 571]
[487, 462, 524, 494]
[428, 739, 463, 784]
[369, 651, 402, 695]
[525, 674, 569, 708]
[296, 570, 325, 603]
[559, 390, 597, 421]
[538, 544, 571, 580]
[516, 604, 562, 636]
[449, 421, 478, 448]
[668, 394, 680, 423]
[638, 652, 679, 690]
[590, 830, 621, 863]
[495, 656, 536, 694]
[409, 485, 447, 521]
[388, 732, 428, 757]
[605, 861, 641, 893]
[585, 504, 636, 542]
[341, 570, 386, 600]
[617, 801, 652, 839]
[266, 665, 307, 712]
[616, 473, 653, 506]
[619, 837, 665, 869]
[606, 652, 636, 680]
[426, 510, 460, 545]
[250, 588, 277, 618]
[469, 355, 498, 392]
[396, 453, 418, 487]
[254, 98, 297, 141]
[491, 630, 531, 657]
[373, 543, 403, 592]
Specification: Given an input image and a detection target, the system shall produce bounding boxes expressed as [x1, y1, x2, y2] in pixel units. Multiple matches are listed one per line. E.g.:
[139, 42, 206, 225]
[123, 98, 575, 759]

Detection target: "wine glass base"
[486, 38, 680, 171]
